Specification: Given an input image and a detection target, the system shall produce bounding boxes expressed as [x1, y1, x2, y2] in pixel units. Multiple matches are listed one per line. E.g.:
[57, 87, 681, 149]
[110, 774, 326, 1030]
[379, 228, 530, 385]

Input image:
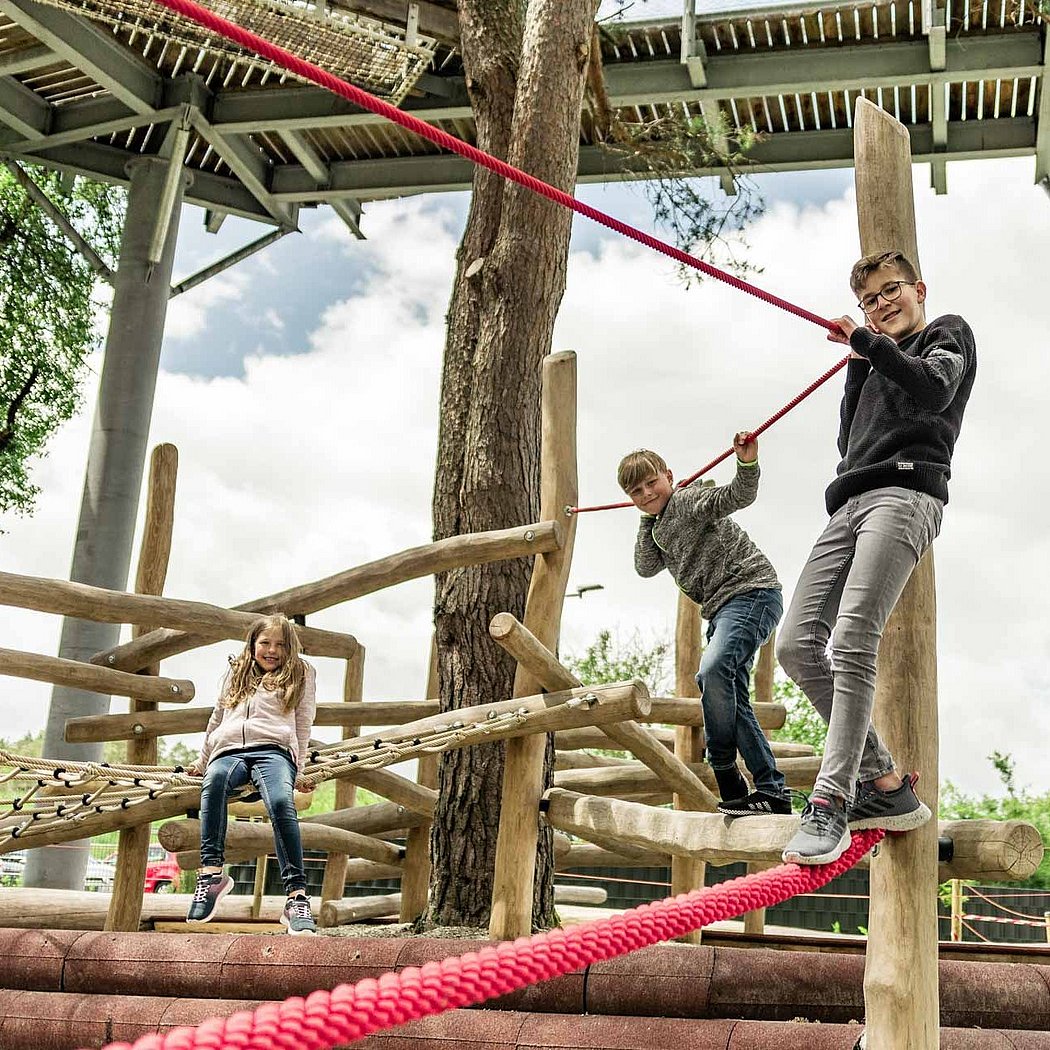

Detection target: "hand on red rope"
[571, 354, 851, 513]
[91, 829, 883, 1050]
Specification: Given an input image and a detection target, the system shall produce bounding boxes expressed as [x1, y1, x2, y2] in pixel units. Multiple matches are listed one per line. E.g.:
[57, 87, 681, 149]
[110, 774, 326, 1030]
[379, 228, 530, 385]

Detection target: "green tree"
[564, 628, 672, 695]
[770, 675, 827, 753]
[0, 164, 124, 518]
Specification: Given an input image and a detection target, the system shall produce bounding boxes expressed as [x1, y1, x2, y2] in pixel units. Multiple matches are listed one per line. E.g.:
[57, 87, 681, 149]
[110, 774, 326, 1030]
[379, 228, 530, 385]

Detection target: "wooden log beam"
[552, 756, 821, 797]
[554, 750, 632, 770]
[96, 521, 562, 672]
[544, 791, 1042, 882]
[304, 801, 425, 836]
[0, 647, 193, 703]
[489, 611, 718, 811]
[157, 817, 404, 866]
[0, 571, 357, 661]
[490, 352, 579, 941]
[319, 892, 402, 927]
[64, 700, 441, 743]
[854, 95, 938, 1050]
[559, 842, 670, 868]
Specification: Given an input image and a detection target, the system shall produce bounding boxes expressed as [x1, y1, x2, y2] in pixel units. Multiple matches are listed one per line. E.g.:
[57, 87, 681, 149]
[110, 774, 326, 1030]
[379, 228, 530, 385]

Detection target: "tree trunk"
[428, 0, 597, 929]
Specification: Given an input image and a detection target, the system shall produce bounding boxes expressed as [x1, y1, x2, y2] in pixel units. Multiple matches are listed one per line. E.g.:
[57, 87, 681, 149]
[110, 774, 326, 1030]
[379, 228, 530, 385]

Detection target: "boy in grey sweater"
[619, 432, 789, 816]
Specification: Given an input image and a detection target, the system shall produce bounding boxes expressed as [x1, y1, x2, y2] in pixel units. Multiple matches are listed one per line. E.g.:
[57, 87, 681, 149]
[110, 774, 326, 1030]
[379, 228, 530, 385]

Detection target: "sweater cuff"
[736, 457, 759, 468]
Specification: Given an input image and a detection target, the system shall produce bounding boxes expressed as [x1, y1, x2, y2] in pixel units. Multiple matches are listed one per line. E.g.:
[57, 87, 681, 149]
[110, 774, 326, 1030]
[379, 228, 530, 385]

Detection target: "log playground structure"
[0, 4, 1047, 1048]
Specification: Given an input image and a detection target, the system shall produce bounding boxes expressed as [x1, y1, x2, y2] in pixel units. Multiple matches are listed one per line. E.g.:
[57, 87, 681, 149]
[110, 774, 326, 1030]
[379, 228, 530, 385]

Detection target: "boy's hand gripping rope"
[93, 829, 883, 1050]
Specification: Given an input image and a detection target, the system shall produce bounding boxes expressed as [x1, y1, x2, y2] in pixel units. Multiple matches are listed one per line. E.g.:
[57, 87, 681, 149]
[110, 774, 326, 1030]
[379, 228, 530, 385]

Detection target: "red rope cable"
[93, 830, 883, 1050]
[146, 0, 836, 335]
[572, 353, 850, 513]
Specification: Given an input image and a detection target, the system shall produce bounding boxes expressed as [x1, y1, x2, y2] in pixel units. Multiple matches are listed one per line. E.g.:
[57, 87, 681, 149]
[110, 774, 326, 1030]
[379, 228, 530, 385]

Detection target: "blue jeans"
[199, 746, 306, 894]
[697, 587, 785, 795]
[777, 487, 943, 800]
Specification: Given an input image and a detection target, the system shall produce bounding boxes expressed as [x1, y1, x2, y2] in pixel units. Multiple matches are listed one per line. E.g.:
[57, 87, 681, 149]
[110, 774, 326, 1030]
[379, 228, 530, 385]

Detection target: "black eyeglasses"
[857, 280, 916, 314]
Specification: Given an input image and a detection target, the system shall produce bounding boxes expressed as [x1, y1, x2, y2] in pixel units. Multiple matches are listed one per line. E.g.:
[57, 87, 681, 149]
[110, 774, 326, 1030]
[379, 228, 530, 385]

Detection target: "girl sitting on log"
[185, 613, 318, 933]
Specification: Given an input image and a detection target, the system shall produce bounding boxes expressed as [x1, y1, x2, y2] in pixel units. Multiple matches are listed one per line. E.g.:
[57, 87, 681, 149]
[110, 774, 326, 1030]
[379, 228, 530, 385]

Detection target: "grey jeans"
[776, 486, 944, 800]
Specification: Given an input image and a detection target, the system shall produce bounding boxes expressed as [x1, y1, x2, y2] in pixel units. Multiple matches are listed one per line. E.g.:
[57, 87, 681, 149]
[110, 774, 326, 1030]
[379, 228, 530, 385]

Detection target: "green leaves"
[0, 165, 124, 519]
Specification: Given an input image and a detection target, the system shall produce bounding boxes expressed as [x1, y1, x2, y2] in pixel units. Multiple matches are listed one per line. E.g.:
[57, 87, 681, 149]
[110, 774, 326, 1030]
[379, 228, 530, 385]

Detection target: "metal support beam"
[1, 159, 113, 281]
[281, 128, 365, 238]
[190, 110, 295, 227]
[147, 109, 192, 266]
[23, 154, 186, 893]
[1034, 31, 1050, 183]
[0, 0, 161, 114]
[680, 0, 706, 88]
[928, 3, 947, 193]
[0, 43, 53, 76]
[170, 227, 290, 297]
[0, 74, 49, 139]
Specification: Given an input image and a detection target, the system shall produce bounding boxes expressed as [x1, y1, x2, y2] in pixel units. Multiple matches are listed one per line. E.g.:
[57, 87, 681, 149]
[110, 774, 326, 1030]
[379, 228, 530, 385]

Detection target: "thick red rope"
[147, 0, 835, 334]
[93, 830, 883, 1050]
[572, 353, 851, 513]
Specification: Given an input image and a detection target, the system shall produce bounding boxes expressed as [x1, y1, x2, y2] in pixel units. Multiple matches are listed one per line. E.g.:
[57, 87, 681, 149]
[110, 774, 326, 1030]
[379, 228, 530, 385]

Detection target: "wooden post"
[950, 879, 963, 942]
[319, 648, 364, 918]
[671, 592, 706, 944]
[489, 351, 578, 941]
[854, 95, 939, 1050]
[251, 853, 267, 919]
[105, 443, 177, 932]
[743, 628, 775, 935]
[399, 639, 438, 922]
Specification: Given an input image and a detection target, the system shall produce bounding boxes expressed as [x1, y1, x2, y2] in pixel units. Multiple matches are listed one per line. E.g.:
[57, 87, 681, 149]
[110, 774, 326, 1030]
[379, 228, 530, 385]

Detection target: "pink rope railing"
[94, 830, 884, 1050]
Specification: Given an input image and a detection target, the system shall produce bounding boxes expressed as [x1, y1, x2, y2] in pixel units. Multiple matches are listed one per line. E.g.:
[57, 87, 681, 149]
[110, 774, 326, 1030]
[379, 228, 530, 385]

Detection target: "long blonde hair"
[221, 613, 306, 711]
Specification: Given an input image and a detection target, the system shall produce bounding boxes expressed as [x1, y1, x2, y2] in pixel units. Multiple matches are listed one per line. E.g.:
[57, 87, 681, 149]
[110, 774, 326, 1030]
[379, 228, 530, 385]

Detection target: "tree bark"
[428, 0, 597, 928]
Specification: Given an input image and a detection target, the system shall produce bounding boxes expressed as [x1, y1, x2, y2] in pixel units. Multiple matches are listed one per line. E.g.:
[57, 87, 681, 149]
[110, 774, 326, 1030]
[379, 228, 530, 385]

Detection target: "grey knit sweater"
[634, 461, 780, 618]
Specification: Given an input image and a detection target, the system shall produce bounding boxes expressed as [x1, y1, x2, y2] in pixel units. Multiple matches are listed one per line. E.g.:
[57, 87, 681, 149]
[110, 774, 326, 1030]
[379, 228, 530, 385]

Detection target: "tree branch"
[0, 365, 40, 453]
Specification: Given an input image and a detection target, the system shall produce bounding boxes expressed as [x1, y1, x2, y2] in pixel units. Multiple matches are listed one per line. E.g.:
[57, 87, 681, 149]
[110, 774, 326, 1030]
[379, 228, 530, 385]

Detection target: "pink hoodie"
[197, 661, 317, 771]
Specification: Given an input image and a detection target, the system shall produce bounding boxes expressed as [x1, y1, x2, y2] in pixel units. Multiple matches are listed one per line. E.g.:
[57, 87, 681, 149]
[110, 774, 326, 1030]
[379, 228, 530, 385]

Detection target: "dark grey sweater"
[826, 313, 977, 515]
[634, 461, 780, 618]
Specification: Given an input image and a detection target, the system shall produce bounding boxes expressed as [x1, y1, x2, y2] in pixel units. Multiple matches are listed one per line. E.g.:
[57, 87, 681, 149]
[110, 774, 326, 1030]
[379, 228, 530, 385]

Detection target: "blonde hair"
[222, 613, 306, 712]
[617, 449, 669, 493]
[849, 250, 920, 295]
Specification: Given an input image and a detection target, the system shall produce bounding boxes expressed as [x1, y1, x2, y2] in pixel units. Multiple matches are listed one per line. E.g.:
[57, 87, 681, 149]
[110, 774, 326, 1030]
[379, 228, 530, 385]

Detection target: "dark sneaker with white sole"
[186, 872, 233, 923]
[718, 790, 793, 817]
[848, 774, 931, 831]
[782, 795, 850, 865]
[281, 893, 317, 935]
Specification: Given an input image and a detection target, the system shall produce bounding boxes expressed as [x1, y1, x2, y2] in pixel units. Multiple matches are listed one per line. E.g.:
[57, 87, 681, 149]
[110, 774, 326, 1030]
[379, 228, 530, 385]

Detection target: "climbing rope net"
[31, 0, 438, 103]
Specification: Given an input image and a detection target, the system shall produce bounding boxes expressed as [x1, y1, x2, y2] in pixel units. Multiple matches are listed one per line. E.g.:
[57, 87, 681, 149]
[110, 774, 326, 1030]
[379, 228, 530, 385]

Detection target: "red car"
[103, 844, 181, 893]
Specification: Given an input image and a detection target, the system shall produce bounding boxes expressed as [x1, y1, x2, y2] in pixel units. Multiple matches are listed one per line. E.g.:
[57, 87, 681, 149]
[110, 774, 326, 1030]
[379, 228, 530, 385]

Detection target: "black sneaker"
[718, 790, 793, 817]
[714, 766, 749, 802]
[848, 774, 932, 831]
[186, 872, 233, 923]
[782, 795, 850, 865]
[281, 893, 317, 935]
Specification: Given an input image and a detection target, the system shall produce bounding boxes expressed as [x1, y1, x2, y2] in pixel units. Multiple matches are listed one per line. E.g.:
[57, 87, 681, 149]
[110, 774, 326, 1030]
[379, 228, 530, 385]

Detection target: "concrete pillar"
[24, 156, 187, 891]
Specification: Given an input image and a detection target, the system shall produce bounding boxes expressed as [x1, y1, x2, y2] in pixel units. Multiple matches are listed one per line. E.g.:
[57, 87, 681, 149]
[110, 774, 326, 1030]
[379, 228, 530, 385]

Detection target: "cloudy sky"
[1, 86, 1047, 797]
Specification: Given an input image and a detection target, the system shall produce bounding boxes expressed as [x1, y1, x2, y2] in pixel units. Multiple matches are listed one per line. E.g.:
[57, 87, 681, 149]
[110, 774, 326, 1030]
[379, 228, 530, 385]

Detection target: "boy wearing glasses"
[778, 250, 977, 864]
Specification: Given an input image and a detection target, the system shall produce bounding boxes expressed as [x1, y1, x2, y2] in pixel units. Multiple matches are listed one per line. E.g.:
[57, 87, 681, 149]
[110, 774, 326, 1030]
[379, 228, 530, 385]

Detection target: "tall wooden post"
[671, 592, 706, 944]
[854, 95, 939, 1050]
[399, 639, 439, 922]
[489, 351, 578, 940]
[105, 443, 178, 932]
[319, 648, 365, 916]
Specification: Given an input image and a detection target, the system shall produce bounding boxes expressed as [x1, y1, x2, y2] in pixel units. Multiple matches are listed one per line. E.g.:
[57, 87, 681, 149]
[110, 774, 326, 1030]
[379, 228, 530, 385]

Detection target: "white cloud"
[1, 160, 1047, 798]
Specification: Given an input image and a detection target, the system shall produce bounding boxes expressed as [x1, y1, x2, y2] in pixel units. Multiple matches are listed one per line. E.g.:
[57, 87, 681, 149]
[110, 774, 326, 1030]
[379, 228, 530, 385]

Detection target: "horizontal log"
[544, 790, 1044, 881]
[98, 522, 562, 672]
[553, 756, 821, 797]
[646, 698, 786, 731]
[0, 570, 357, 662]
[553, 884, 607, 906]
[158, 818, 404, 866]
[65, 700, 442, 743]
[319, 892, 401, 927]
[554, 717, 791, 752]
[559, 842, 670, 868]
[554, 750, 632, 770]
[0, 647, 193, 703]
[304, 801, 425, 836]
